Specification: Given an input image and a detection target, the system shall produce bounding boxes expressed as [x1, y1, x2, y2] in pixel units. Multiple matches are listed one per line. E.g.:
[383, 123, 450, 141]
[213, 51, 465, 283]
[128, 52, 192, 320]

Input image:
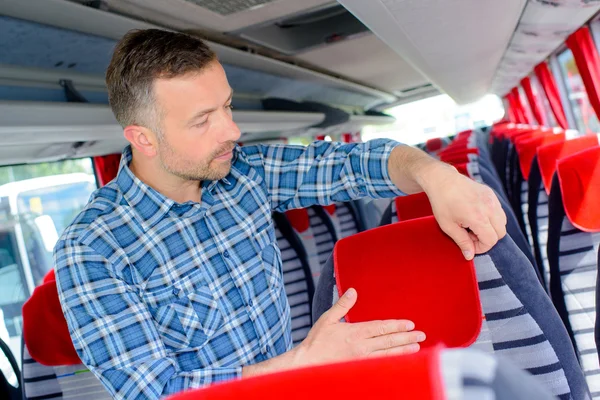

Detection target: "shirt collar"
[116, 146, 230, 230]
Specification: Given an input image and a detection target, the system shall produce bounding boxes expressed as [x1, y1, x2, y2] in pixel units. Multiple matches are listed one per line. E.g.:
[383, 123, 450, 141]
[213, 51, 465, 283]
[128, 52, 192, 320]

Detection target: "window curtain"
[93, 153, 121, 187]
[510, 87, 530, 124]
[521, 77, 547, 126]
[566, 26, 600, 123]
[534, 62, 568, 129]
[503, 95, 517, 123]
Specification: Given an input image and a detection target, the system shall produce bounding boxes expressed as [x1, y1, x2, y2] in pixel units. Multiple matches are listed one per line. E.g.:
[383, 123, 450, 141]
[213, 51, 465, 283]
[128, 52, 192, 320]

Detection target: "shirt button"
[264, 345, 271, 355]
[248, 299, 254, 307]
[223, 251, 230, 259]
[172, 288, 180, 296]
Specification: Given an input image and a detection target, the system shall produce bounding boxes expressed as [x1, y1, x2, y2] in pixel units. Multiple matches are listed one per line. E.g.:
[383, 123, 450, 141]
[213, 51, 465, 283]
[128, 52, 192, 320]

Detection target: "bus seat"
[20, 276, 110, 399]
[547, 147, 600, 396]
[166, 346, 556, 400]
[321, 203, 364, 240]
[353, 198, 393, 230]
[272, 213, 314, 346]
[513, 134, 566, 257]
[528, 136, 600, 293]
[285, 207, 338, 287]
[425, 137, 444, 153]
[538, 136, 600, 195]
[313, 216, 588, 399]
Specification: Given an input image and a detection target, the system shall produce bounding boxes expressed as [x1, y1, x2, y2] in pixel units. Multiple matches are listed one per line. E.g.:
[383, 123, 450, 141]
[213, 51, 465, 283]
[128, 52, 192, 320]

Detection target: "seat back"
[21, 340, 110, 400]
[547, 147, 600, 396]
[166, 346, 556, 400]
[323, 203, 363, 240]
[20, 272, 110, 400]
[313, 216, 588, 399]
[272, 213, 314, 345]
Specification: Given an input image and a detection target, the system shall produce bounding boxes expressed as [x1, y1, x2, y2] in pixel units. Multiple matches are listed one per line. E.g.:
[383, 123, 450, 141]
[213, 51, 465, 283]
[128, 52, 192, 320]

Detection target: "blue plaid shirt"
[54, 140, 403, 399]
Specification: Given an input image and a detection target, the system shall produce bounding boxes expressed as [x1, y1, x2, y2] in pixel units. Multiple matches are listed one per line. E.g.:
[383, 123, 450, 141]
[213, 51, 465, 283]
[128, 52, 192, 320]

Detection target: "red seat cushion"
[557, 146, 600, 232]
[453, 163, 471, 178]
[439, 154, 476, 165]
[426, 138, 444, 152]
[537, 135, 600, 194]
[285, 208, 310, 233]
[395, 193, 434, 221]
[438, 147, 478, 158]
[334, 216, 482, 349]
[22, 275, 80, 366]
[167, 347, 445, 400]
[515, 133, 565, 180]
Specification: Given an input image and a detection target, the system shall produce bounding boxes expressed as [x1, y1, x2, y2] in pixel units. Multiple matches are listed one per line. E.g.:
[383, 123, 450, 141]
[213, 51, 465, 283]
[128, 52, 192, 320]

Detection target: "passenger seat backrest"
[21, 272, 111, 400]
[167, 346, 556, 400]
[334, 217, 482, 349]
[272, 213, 315, 346]
[21, 340, 110, 400]
[314, 217, 588, 399]
[547, 147, 600, 396]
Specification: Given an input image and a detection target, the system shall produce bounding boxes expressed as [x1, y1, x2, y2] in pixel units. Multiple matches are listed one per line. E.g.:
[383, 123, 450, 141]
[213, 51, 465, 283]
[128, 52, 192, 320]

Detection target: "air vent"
[234, 3, 369, 55]
[183, 0, 278, 16]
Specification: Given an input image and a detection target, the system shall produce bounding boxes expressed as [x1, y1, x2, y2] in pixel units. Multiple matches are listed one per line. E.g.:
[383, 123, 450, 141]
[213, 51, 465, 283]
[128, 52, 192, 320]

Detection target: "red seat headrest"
[537, 135, 599, 194]
[395, 193, 434, 221]
[22, 278, 80, 366]
[322, 204, 336, 216]
[515, 133, 565, 180]
[440, 153, 477, 165]
[167, 347, 445, 400]
[438, 147, 478, 156]
[557, 146, 600, 232]
[334, 216, 482, 349]
[425, 138, 444, 152]
[285, 208, 310, 233]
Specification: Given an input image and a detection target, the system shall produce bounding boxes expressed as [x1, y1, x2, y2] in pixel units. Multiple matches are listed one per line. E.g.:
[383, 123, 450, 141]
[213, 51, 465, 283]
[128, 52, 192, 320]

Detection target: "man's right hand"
[292, 288, 425, 368]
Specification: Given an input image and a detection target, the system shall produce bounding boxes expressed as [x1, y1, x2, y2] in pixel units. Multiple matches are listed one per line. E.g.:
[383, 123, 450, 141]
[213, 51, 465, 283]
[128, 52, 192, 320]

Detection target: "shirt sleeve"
[240, 139, 405, 212]
[54, 239, 241, 400]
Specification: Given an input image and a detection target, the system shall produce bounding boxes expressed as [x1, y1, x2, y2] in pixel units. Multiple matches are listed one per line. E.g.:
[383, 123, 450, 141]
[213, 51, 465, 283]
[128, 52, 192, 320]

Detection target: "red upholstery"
[285, 208, 310, 233]
[93, 153, 121, 187]
[167, 347, 445, 400]
[333, 216, 482, 349]
[537, 135, 599, 194]
[438, 147, 478, 158]
[439, 154, 475, 165]
[515, 132, 565, 180]
[322, 204, 336, 216]
[557, 146, 600, 232]
[425, 138, 444, 152]
[453, 163, 471, 178]
[456, 129, 473, 139]
[395, 193, 434, 221]
[22, 272, 80, 366]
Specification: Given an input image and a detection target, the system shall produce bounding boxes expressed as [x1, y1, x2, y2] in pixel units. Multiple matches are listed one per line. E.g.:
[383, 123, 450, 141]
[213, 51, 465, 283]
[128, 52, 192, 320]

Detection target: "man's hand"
[242, 289, 424, 378]
[388, 146, 507, 260]
[292, 288, 425, 367]
[419, 163, 507, 260]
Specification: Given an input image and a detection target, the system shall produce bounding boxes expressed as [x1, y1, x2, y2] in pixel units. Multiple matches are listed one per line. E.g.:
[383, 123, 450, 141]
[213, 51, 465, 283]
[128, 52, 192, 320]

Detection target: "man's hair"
[106, 29, 217, 132]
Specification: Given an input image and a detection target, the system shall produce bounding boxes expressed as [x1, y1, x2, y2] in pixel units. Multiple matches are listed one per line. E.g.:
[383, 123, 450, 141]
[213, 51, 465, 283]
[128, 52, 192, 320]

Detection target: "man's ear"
[124, 125, 158, 157]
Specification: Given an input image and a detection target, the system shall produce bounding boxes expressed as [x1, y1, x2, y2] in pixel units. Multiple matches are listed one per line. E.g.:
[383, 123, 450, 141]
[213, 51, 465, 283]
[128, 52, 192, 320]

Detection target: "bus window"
[0, 159, 97, 359]
[0, 224, 27, 338]
[557, 49, 600, 134]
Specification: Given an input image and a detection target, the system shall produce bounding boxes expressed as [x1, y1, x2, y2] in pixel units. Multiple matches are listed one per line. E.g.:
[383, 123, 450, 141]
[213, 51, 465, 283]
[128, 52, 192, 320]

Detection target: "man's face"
[152, 61, 241, 181]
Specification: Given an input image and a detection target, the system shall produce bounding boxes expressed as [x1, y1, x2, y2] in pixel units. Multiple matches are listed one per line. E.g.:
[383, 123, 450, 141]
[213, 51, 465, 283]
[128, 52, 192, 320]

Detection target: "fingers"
[369, 343, 421, 358]
[440, 222, 475, 260]
[467, 218, 498, 254]
[323, 288, 357, 323]
[356, 320, 416, 338]
[488, 193, 507, 240]
[365, 331, 426, 354]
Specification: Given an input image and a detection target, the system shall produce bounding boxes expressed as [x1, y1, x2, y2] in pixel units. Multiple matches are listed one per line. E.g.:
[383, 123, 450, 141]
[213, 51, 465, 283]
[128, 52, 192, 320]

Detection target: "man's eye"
[194, 120, 208, 127]
[226, 104, 234, 110]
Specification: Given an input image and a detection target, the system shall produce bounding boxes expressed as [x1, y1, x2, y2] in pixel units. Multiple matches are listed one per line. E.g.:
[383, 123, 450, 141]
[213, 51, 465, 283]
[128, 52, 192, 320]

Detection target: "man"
[54, 29, 507, 399]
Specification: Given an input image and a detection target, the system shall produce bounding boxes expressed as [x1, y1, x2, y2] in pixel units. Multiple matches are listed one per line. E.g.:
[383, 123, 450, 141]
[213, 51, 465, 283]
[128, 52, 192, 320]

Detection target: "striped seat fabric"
[272, 213, 314, 346]
[22, 340, 110, 400]
[547, 147, 600, 398]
